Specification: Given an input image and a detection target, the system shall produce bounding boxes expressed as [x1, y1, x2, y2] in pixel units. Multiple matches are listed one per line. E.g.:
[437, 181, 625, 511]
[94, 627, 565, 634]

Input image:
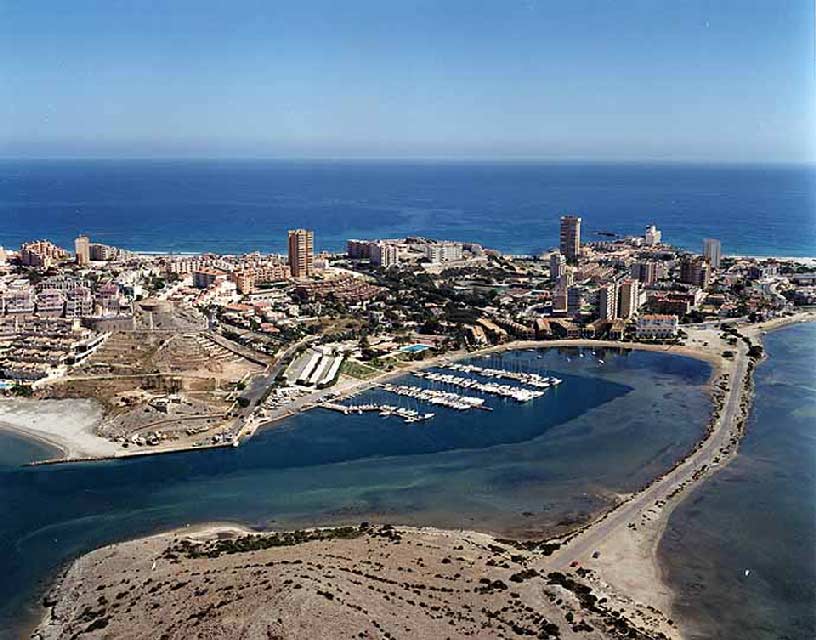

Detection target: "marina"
[381, 382, 489, 411]
[415, 371, 547, 402]
[321, 401, 434, 424]
[446, 362, 563, 389]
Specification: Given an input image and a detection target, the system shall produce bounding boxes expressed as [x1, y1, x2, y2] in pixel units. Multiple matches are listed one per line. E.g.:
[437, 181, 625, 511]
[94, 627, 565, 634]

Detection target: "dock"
[415, 371, 546, 402]
[447, 363, 562, 389]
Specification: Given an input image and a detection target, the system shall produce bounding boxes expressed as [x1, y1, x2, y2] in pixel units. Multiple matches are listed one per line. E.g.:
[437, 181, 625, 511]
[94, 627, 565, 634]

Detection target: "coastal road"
[545, 341, 749, 570]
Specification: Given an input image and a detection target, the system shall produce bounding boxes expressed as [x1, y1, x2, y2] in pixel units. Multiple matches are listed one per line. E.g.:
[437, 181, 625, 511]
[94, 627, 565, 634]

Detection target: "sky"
[1, 0, 814, 162]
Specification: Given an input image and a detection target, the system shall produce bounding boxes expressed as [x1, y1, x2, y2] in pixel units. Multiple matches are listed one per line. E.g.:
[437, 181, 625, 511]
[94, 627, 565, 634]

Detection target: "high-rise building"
[630, 261, 659, 285]
[703, 238, 722, 269]
[679, 256, 711, 288]
[288, 229, 314, 278]
[644, 225, 662, 246]
[549, 252, 566, 282]
[74, 235, 90, 266]
[617, 279, 640, 319]
[559, 215, 582, 264]
[598, 282, 618, 320]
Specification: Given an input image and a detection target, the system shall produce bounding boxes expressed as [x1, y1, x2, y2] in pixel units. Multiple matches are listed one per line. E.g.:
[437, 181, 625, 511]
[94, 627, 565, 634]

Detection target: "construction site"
[39, 302, 266, 452]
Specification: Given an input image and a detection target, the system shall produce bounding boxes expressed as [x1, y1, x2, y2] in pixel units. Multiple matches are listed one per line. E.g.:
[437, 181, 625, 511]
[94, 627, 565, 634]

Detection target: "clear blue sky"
[1, 0, 814, 162]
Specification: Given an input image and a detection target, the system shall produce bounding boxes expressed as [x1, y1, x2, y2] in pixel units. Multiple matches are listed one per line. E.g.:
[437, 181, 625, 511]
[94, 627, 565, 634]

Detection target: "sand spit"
[34, 523, 667, 640]
[534, 312, 816, 639]
[0, 398, 119, 459]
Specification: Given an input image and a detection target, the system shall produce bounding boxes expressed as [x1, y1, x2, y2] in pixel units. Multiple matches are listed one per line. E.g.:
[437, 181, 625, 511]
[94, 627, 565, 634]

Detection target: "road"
[544, 340, 749, 570]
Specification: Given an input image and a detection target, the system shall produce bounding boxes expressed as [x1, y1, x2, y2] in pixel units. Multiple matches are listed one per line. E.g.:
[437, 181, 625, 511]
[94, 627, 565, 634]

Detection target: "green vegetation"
[10, 384, 33, 397]
[339, 359, 382, 380]
[167, 525, 366, 559]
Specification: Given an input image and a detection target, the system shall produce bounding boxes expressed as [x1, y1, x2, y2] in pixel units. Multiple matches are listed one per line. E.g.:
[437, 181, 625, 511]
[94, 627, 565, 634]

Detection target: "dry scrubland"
[35, 524, 666, 640]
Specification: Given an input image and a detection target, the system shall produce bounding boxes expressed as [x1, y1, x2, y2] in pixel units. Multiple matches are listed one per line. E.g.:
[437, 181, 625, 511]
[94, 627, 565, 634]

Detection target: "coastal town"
[0, 217, 812, 460]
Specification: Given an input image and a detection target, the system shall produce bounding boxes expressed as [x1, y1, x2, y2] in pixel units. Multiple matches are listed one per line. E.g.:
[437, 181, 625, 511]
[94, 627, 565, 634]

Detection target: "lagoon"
[0, 347, 711, 637]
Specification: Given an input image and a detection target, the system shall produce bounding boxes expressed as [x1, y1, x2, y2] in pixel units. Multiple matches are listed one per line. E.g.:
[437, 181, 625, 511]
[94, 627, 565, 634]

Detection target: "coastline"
[0, 399, 120, 460]
[6, 333, 723, 467]
[535, 312, 816, 638]
[21, 311, 816, 639]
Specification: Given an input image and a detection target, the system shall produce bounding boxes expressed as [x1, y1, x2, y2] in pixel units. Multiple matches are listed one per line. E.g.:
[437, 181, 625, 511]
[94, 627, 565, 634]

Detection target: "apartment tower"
[617, 279, 640, 319]
[598, 282, 618, 320]
[559, 215, 582, 264]
[74, 235, 90, 266]
[288, 229, 314, 278]
[703, 238, 722, 269]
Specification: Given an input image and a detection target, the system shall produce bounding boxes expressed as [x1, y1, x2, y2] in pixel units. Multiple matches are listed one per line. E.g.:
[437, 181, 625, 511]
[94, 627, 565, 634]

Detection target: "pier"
[447, 363, 562, 389]
[381, 383, 489, 411]
[415, 371, 546, 402]
[320, 401, 434, 424]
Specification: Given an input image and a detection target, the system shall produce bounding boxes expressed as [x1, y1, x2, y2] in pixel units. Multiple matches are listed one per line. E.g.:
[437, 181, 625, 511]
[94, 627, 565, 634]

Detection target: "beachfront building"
[424, 242, 463, 263]
[617, 279, 640, 319]
[74, 235, 90, 266]
[371, 242, 400, 267]
[636, 314, 679, 340]
[597, 282, 617, 320]
[288, 229, 314, 278]
[644, 225, 662, 246]
[703, 238, 722, 269]
[559, 215, 582, 264]
[19, 240, 70, 269]
[567, 285, 585, 315]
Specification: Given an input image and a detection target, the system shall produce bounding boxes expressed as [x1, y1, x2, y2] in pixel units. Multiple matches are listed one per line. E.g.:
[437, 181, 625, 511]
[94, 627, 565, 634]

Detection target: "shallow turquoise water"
[660, 323, 816, 639]
[0, 347, 711, 637]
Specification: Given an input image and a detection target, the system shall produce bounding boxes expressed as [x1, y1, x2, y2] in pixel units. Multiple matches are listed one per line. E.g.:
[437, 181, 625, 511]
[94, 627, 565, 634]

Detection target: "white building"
[644, 225, 662, 246]
[636, 314, 678, 340]
[424, 242, 463, 263]
[371, 242, 400, 267]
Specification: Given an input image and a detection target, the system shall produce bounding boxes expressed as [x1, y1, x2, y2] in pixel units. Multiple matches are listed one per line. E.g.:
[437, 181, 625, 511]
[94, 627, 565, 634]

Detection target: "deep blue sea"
[1, 160, 814, 257]
[0, 348, 711, 638]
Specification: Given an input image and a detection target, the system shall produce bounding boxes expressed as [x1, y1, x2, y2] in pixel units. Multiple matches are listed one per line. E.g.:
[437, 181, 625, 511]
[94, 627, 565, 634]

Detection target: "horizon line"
[0, 155, 814, 167]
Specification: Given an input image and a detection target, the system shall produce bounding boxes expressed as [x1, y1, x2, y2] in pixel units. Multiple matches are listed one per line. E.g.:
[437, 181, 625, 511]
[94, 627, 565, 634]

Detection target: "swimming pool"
[400, 344, 431, 353]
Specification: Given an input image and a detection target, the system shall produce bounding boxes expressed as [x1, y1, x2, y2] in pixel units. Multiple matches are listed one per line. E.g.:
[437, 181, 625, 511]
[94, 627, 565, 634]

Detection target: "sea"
[1, 160, 814, 257]
[660, 322, 816, 640]
[0, 347, 712, 637]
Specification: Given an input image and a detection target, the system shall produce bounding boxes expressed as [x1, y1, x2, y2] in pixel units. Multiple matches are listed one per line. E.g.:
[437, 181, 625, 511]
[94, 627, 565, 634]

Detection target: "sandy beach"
[0, 398, 120, 460]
